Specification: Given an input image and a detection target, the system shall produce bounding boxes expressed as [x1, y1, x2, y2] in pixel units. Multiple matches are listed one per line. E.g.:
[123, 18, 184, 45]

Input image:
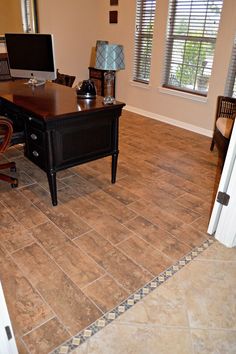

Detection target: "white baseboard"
[124, 105, 213, 137]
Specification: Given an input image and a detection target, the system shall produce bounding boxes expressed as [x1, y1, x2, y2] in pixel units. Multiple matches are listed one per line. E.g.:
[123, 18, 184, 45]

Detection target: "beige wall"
[37, 0, 100, 83]
[37, 0, 236, 134]
[0, 0, 23, 34]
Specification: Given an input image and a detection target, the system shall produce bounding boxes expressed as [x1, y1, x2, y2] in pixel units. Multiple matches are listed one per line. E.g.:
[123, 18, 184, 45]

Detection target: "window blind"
[225, 35, 236, 98]
[163, 0, 223, 95]
[133, 0, 156, 84]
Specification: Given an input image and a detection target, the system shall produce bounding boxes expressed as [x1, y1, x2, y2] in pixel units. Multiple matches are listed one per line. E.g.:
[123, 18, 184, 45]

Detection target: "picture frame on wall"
[109, 10, 118, 24]
[110, 0, 118, 5]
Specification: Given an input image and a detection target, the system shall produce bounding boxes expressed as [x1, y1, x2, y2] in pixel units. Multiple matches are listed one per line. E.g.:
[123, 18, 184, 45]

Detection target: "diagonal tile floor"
[0, 110, 229, 353]
[71, 241, 236, 354]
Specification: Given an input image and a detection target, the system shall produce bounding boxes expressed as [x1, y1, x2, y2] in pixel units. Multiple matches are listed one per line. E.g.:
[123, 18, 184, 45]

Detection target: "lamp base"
[103, 95, 116, 105]
[103, 71, 115, 105]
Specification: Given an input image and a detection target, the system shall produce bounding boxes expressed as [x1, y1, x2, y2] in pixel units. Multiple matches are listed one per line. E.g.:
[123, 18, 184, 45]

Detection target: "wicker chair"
[210, 96, 236, 162]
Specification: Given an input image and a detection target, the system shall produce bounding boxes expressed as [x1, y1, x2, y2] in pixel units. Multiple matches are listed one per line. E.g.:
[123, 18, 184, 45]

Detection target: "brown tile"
[152, 196, 201, 224]
[118, 236, 173, 275]
[20, 184, 91, 239]
[0, 246, 52, 336]
[0, 208, 33, 251]
[22, 317, 70, 354]
[58, 191, 105, 226]
[13, 243, 102, 335]
[86, 190, 137, 223]
[0, 189, 47, 229]
[84, 275, 128, 313]
[190, 215, 211, 234]
[103, 184, 140, 205]
[175, 192, 212, 216]
[97, 247, 151, 293]
[125, 216, 192, 261]
[74, 230, 114, 263]
[157, 171, 213, 200]
[93, 214, 133, 245]
[128, 199, 184, 234]
[170, 224, 209, 248]
[30, 221, 105, 288]
[15, 337, 29, 354]
[60, 174, 98, 196]
[0, 227, 34, 254]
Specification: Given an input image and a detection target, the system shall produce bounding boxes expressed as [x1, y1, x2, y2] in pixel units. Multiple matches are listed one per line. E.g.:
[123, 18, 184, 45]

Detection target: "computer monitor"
[5, 33, 56, 86]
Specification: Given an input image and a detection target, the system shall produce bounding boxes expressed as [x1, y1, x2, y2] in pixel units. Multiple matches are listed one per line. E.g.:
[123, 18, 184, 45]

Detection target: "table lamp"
[95, 44, 125, 104]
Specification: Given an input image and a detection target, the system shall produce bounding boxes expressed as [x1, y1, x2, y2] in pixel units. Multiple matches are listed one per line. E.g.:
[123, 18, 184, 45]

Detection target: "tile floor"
[0, 110, 234, 354]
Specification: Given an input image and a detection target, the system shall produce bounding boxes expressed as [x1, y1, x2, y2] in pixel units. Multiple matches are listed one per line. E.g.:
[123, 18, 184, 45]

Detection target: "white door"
[0, 282, 18, 354]
[208, 121, 236, 247]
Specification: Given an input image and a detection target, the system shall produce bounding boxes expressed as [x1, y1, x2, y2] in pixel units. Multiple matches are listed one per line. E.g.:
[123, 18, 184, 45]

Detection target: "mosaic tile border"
[51, 237, 215, 354]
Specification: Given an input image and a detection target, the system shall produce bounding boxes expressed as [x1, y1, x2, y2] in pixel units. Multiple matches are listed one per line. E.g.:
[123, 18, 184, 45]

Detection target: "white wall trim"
[124, 105, 213, 137]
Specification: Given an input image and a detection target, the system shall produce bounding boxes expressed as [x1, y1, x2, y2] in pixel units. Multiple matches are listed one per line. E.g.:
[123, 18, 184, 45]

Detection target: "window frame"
[163, 0, 223, 96]
[133, 0, 156, 84]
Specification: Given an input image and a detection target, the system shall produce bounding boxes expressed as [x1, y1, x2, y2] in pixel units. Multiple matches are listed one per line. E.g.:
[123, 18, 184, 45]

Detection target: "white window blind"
[225, 35, 236, 98]
[163, 0, 223, 95]
[133, 0, 156, 84]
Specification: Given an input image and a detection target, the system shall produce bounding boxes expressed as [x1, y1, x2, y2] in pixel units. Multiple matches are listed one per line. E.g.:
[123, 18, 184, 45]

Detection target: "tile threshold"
[50, 237, 215, 354]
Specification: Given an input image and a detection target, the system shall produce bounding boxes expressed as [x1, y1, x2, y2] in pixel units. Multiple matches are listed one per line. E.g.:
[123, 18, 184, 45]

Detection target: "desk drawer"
[28, 144, 46, 169]
[27, 126, 45, 147]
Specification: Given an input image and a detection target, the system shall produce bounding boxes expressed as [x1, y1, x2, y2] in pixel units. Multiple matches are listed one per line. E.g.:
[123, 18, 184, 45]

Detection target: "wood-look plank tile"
[59, 193, 105, 227]
[175, 192, 212, 216]
[20, 184, 91, 239]
[118, 236, 173, 275]
[156, 171, 214, 201]
[86, 190, 137, 223]
[0, 189, 47, 229]
[84, 275, 128, 313]
[74, 230, 114, 264]
[125, 216, 192, 261]
[128, 199, 184, 234]
[29, 221, 105, 288]
[170, 224, 209, 248]
[22, 317, 70, 354]
[92, 214, 133, 245]
[13, 243, 102, 335]
[96, 247, 151, 293]
[0, 246, 53, 336]
[60, 174, 98, 196]
[103, 184, 140, 205]
[151, 195, 201, 224]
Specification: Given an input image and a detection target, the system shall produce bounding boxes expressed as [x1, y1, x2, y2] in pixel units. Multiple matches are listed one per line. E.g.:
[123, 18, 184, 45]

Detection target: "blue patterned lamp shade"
[95, 44, 125, 71]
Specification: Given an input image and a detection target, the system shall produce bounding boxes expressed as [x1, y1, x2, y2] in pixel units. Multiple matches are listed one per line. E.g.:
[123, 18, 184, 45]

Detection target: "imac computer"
[5, 33, 56, 86]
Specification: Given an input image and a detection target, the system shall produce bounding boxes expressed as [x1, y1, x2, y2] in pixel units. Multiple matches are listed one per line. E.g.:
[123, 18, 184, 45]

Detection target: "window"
[133, 0, 156, 84]
[163, 0, 223, 95]
[225, 35, 236, 98]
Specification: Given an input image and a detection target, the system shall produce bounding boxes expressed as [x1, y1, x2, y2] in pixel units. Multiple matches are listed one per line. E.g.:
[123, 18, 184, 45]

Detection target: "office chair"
[210, 96, 236, 162]
[53, 69, 76, 87]
[0, 116, 25, 188]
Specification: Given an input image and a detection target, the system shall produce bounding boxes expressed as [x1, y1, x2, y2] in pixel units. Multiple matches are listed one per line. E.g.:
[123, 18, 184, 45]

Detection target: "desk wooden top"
[0, 80, 125, 121]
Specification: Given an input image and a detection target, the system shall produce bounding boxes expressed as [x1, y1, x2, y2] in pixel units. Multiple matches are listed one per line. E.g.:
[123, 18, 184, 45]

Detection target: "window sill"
[159, 87, 208, 103]
[129, 80, 152, 89]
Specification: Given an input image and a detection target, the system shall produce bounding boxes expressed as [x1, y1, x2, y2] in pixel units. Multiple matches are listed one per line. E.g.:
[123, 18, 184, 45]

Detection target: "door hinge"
[5, 326, 12, 340]
[217, 191, 230, 206]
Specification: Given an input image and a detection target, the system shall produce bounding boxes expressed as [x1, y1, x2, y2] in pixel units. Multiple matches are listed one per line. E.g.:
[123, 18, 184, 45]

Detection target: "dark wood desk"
[0, 80, 125, 205]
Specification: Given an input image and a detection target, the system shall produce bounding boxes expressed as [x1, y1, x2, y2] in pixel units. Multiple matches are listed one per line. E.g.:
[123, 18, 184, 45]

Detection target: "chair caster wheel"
[10, 166, 17, 172]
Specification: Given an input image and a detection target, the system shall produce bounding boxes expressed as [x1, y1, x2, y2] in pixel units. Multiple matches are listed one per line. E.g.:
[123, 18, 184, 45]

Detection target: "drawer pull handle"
[30, 133, 38, 140]
[32, 150, 39, 157]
